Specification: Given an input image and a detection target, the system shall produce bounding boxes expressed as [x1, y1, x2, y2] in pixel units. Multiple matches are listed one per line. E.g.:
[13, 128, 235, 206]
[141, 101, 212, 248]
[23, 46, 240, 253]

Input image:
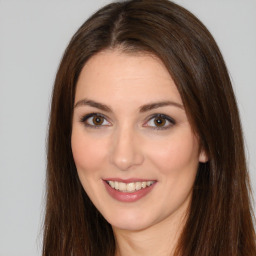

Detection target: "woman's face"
[71, 50, 207, 231]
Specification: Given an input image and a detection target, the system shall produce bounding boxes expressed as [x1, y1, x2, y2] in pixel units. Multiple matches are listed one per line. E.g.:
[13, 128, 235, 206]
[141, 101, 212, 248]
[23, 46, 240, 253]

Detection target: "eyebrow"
[139, 101, 184, 112]
[74, 99, 112, 112]
[74, 98, 184, 112]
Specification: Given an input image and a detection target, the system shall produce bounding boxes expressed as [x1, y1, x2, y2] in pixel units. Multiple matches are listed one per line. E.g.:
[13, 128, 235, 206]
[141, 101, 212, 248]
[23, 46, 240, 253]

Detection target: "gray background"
[0, 0, 255, 255]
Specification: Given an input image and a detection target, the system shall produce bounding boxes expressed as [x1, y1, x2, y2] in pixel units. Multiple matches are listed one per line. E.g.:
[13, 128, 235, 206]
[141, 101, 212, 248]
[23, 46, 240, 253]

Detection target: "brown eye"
[92, 116, 104, 125]
[80, 113, 111, 128]
[154, 117, 166, 127]
[144, 114, 175, 130]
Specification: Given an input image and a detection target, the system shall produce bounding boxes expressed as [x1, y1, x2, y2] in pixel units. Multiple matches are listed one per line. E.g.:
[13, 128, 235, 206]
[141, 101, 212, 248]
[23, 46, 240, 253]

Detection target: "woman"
[43, 0, 256, 255]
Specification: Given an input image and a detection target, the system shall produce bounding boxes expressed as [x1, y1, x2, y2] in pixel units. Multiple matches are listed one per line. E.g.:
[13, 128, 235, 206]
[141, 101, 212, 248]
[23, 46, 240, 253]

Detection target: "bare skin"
[71, 50, 207, 256]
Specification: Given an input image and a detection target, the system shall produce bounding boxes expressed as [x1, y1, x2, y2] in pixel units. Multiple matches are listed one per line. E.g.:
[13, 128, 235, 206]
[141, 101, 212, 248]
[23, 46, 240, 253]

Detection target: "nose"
[109, 126, 144, 171]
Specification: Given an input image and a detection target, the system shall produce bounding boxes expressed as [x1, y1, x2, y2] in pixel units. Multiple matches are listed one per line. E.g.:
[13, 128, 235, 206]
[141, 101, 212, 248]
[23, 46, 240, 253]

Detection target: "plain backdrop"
[0, 1, 255, 255]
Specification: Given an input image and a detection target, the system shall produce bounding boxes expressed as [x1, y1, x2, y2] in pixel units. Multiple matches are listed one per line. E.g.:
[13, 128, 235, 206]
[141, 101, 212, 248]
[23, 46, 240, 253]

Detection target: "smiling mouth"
[105, 180, 156, 193]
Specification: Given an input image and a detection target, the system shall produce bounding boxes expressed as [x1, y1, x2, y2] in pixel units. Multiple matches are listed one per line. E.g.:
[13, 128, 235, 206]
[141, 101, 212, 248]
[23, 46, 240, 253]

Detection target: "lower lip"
[103, 181, 156, 202]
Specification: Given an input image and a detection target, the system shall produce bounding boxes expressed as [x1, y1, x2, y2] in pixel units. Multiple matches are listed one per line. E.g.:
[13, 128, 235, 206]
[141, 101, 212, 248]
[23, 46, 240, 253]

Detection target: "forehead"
[75, 49, 182, 105]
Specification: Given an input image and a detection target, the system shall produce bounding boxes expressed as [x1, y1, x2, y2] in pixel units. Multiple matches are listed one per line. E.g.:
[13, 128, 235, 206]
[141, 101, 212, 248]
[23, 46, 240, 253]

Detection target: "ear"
[199, 150, 209, 163]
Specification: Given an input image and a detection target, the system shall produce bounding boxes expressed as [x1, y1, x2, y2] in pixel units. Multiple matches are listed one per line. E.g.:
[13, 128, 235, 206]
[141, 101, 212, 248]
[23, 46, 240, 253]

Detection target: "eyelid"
[143, 113, 176, 129]
[80, 113, 112, 128]
[79, 112, 175, 130]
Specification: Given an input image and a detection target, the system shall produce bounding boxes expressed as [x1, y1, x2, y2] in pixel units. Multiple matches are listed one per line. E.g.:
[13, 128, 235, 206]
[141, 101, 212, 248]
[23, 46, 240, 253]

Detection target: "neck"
[113, 208, 187, 256]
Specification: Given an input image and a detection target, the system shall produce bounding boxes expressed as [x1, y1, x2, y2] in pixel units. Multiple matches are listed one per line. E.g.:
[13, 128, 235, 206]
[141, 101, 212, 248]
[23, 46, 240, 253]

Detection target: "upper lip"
[103, 178, 156, 183]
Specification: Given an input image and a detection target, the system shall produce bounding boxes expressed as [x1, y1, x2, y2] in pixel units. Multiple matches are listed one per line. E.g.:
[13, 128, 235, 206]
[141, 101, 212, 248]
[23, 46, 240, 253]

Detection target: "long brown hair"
[43, 0, 256, 255]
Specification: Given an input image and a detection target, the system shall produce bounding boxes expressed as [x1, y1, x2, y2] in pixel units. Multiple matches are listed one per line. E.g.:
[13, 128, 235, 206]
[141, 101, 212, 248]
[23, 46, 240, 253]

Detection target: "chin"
[110, 219, 150, 231]
[103, 209, 156, 231]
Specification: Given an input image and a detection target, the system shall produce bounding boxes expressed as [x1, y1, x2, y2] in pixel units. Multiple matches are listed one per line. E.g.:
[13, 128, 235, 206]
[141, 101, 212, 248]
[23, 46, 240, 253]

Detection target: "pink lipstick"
[103, 178, 156, 202]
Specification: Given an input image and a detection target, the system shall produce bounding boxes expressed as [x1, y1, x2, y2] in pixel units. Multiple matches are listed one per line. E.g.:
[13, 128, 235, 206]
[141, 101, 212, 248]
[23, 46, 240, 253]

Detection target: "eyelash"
[79, 113, 176, 130]
[80, 113, 110, 129]
[144, 114, 176, 130]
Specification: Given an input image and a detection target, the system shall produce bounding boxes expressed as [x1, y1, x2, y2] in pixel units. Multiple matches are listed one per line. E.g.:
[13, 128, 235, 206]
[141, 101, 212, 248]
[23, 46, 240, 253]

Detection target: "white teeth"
[141, 182, 146, 188]
[107, 180, 155, 193]
[114, 181, 119, 190]
[135, 182, 141, 190]
[109, 181, 115, 188]
[127, 183, 135, 192]
[118, 182, 126, 191]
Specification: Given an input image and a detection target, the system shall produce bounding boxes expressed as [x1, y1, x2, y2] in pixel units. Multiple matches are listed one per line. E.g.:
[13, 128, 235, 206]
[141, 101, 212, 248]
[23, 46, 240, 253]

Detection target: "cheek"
[145, 129, 200, 217]
[71, 128, 107, 176]
[146, 129, 199, 175]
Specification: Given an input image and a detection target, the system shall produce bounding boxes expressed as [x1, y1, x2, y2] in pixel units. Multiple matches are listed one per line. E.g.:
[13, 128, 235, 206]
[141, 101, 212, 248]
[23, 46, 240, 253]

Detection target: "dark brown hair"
[43, 0, 256, 255]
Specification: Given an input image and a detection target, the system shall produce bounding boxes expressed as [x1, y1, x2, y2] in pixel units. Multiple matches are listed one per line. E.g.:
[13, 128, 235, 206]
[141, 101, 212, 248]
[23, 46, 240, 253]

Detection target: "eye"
[145, 114, 175, 130]
[80, 113, 111, 128]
